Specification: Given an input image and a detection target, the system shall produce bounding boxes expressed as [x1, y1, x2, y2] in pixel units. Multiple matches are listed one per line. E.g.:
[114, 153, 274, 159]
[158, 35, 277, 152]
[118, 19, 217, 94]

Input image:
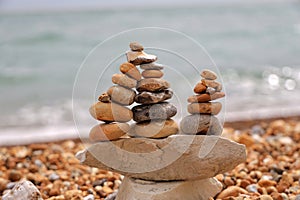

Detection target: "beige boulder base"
[129, 119, 178, 138]
[116, 177, 222, 200]
[76, 135, 246, 181]
[89, 123, 130, 142]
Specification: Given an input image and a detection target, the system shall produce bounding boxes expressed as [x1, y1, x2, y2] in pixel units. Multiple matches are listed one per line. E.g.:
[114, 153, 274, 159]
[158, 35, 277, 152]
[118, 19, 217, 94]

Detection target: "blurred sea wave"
[0, 2, 300, 144]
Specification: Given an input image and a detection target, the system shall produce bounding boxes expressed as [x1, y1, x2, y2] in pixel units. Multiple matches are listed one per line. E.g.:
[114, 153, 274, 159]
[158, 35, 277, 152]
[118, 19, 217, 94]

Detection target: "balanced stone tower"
[76, 42, 247, 200]
[129, 48, 178, 138]
[180, 69, 225, 136]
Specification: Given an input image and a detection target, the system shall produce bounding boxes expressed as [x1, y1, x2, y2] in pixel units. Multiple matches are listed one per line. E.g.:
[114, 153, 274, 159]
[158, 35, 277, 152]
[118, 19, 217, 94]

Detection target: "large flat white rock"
[76, 135, 246, 181]
[115, 177, 222, 200]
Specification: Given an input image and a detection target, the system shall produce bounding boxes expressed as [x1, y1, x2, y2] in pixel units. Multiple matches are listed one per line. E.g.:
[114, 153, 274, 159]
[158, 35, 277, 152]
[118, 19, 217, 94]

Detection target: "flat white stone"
[2, 180, 43, 200]
[115, 177, 222, 200]
[77, 135, 246, 181]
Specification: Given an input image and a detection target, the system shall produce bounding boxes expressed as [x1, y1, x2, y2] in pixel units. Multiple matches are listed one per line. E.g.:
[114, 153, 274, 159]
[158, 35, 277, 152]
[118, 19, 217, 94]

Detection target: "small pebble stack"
[180, 69, 225, 135]
[128, 42, 179, 139]
[88, 59, 140, 142]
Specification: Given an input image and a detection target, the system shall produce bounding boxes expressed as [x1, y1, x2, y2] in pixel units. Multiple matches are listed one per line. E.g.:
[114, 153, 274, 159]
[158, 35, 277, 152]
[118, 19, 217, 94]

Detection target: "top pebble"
[129, 42, 144, 51]
[200, 69, 217, 80]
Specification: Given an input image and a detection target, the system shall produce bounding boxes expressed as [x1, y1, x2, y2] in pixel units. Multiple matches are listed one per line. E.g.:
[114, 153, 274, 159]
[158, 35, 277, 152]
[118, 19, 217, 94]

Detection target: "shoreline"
[0, 113, 300, 147]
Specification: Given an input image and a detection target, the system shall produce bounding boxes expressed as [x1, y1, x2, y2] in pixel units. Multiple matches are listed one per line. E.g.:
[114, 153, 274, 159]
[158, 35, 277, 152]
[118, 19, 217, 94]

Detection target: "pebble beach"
[0, 117, 299, 199]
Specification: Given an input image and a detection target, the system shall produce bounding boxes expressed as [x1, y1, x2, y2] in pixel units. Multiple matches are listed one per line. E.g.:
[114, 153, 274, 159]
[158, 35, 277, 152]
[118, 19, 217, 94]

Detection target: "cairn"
[180, 69, 225, 136]
[77, 42, 246, 200]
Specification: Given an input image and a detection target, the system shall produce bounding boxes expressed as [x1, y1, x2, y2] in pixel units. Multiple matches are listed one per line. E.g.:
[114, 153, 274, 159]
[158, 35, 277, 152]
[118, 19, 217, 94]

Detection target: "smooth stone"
[2, 180, 43, 200]
[126, 51, 157, 65]
[107, 86, 136, 105]
[115, 177, 222, 200]
[134, 90, 173, 104]
[129, 119, 178, 138]
[119, 62, 141, 80]
[89, 123, 130, 142]
[112, 74, 137, 88]
[193, 82, 207, 94]
[142, 70, 164, 78]
[180, 114, 222, 135]
[132, 102, 177, 122]
[76, 135, 247, 180]
[136, 78, 170, 92]
[129, 42, 144, 51]
[206, 87, 216, 95]
[98, 93, 111, 103]
[216, 186, 247, 199]
[200, 69, 217, 80]
[89, 102, 133, 122]
[187, 92, 225, 103]
[140, 62, 164, 70]
[187, 102, 222, 115]
[201, 79, 222, 91]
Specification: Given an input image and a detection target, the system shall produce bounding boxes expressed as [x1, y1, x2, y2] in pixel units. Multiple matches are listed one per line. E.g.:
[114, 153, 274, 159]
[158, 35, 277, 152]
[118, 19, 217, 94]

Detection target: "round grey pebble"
[132, 102, 177, 123]
[105, 192, 117, 200]
[84, 194, 95, 200]
[180, 114, 222, 135]
[246, 184, 258, 193]
[140, 62, 165, 70]
[34, 159, 43, 167]
[49, 173, 60, 181]
[6, 182, 16, 189]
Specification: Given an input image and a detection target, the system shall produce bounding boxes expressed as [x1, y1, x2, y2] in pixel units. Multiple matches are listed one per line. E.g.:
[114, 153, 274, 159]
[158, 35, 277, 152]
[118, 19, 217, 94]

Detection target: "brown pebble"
[0, 178, 8, 193]
[187, 102, 222, 115]
[200, 69, 217, 80]
[224, 177, 235, 186]
[49, 188, 61, 196]
[258, 179, 277, 188]
[9, 170, 22, 182]
[193, 82, 207, 94]
[126, 51, 157, 66]
[89, 102, 133, 122]
[239, 179, 251, 188]
[217, 186, 247, 199]
[142, 70, 164, 78]
[238, 134, 255, 148]
[258, 195, 273, 200]
[187, 92, 225, 103]
[112, 74, 137, 88]
[107, 86, 136, 105]
[98, 92, 111, 103]
[89, 123, 130, 142]
[129, 119, 179, 139]
[136, 78, 170, 92]
[201, 79, 222, 91]
[119, 62, 142, 80]
[129, 42, 144, 51]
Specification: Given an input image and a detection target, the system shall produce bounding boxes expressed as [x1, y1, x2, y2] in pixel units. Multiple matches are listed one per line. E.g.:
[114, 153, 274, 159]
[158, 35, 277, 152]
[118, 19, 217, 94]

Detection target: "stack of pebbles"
[88, 60, 141, 142]
[127, 42, 178, 138]
[180, 69, 225, 135]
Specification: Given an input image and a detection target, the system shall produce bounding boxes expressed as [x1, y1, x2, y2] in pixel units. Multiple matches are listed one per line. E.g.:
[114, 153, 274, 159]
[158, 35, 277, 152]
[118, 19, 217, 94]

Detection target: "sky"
[0, 0, 289, 12]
